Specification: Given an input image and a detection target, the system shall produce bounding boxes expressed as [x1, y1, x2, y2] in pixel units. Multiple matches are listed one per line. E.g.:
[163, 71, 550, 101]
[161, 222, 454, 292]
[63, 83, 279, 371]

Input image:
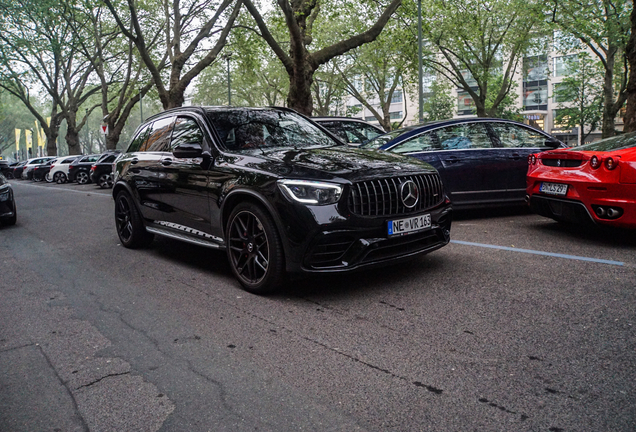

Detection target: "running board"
[146, 226, 225, 250]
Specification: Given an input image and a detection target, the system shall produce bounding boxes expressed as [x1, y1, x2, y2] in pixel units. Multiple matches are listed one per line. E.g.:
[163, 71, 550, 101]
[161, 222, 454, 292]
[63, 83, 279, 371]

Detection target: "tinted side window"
[391, 132, 439, 154]
[141, 117, 175, 152]
[63, 158, 77, 164]
[170, 117, 204, 151]
[490, 123, 546, 148]
[436, 123, 492, 150]
[102, 155, 117, 163]
[127, 124, 151, 152]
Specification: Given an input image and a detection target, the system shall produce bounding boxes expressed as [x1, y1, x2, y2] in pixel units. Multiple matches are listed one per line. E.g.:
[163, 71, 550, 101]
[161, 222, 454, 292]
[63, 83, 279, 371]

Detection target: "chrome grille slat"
[348, 173, 445, 217]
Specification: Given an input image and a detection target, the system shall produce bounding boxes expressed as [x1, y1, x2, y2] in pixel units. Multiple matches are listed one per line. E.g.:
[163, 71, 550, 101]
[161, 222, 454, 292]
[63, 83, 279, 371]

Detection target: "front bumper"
[281, 201, 453, 274]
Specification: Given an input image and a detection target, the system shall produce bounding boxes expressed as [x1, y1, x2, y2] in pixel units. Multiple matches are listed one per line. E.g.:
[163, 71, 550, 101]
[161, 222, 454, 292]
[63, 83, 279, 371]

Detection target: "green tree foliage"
[336, 22, 412, 131]
[421, 78, 454, 122]
[243, 0, 402, 115]
[420, 0, 543, 117]
[549, 0, 632, 137]
[194, 15, 288, 107]
[553, 54, 604, 145]
[103, 0, 243, 109]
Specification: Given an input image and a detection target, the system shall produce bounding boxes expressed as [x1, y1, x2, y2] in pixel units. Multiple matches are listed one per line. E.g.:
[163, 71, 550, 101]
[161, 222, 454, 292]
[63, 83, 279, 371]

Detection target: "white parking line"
[10, 181, 111, 197]
[451, 240, 625, 266]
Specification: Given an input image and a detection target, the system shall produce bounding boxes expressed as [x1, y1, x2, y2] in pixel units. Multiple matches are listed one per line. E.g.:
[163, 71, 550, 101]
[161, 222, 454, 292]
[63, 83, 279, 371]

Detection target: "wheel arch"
[220, 189, 289, 260]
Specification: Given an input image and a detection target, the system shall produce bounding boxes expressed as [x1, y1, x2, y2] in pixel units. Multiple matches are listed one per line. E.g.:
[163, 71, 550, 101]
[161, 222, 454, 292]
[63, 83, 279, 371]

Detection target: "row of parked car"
[316, 116, 636, 229]
[0, 151, 120, 188]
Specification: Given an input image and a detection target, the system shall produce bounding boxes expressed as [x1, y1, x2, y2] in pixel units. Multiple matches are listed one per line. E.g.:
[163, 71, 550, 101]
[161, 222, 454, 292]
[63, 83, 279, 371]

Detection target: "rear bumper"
[529, 195, 595, 226]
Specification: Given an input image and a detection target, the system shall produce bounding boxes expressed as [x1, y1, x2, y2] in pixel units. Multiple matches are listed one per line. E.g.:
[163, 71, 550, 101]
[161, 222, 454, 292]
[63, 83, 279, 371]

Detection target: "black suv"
[68, 154, 102, 184]
[90, 151, 121, 188]
[113, 107, 452, 293]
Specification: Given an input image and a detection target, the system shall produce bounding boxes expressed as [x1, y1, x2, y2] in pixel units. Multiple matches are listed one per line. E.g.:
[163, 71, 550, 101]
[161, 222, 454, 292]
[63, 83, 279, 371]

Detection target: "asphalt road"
[1, 180, 635, 431]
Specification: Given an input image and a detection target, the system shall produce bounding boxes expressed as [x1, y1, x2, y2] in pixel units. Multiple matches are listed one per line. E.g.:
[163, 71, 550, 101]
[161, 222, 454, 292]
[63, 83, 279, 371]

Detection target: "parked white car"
[21, 156, 56, 180]
[48, 156, 81, 184]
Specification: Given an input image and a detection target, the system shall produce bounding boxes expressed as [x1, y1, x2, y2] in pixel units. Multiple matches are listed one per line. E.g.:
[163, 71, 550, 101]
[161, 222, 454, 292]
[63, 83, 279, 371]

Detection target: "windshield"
[569, 131, 636, 152]
[361, 128, 415, 150]
[207, 109, 340, 153]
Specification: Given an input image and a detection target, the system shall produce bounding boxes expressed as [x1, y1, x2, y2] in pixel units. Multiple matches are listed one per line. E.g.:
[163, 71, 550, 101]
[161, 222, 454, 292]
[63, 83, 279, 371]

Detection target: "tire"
[115, 191, 153, 248]
[98, 173, 112, 189]
[226, 202, 285, 294]
[45, 173, 53, 183]
[76, 171, 90, 184]
[54, 172, 67, 184]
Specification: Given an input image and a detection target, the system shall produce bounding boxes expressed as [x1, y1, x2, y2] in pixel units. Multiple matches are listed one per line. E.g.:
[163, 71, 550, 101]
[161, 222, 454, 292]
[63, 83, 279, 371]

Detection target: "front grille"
[542, 159, 582, 167]
[348, 174, 444, 217]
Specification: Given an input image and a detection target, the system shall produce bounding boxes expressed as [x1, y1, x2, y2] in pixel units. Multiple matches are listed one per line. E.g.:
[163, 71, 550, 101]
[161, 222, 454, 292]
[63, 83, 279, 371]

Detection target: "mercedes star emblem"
[400, 180, 419, 208]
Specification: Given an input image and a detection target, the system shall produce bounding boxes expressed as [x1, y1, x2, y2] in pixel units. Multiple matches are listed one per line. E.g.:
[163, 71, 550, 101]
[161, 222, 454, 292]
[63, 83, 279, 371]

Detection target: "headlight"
[277, 180, 342, 205]
[0, 186, 10, 202]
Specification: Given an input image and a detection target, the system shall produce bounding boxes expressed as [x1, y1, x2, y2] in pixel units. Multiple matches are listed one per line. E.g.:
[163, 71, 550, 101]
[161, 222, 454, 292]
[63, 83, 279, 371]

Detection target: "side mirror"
[544, 139, 562, 149]
[173, 143, 203, 159]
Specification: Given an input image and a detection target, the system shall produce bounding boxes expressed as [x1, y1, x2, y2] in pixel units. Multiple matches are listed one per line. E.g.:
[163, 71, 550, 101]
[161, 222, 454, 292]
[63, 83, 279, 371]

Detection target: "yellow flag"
[15, 129, 21, 151]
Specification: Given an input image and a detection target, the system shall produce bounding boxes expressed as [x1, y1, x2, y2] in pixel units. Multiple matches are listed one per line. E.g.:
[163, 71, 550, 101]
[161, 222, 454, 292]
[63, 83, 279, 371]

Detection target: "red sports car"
[527, 131, 636, 229]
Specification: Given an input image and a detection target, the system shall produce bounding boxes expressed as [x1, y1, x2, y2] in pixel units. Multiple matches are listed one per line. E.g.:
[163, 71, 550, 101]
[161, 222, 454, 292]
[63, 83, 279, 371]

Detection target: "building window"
[390, 111, 403, 120]
[365, 116, 377, 122]
[390, 91, 403, 104]
[524, 55, 549, 82]
[523, 84, 548, 111]
[552, 83, 572, 103]
[553, 55, 577, 77]
[457, 91, 475, 115]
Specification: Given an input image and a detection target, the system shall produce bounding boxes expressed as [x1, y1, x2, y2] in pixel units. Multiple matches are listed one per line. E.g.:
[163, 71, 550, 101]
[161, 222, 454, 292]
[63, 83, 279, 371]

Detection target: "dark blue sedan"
[361, 118, 565, 208]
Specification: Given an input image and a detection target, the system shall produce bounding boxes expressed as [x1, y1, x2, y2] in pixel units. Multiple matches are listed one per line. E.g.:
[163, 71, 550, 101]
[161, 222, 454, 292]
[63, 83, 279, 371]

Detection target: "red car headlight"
[590, 155, 601, 169]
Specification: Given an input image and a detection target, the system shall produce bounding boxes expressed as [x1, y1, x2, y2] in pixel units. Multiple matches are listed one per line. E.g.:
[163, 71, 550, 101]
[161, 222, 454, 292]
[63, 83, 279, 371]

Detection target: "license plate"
[540, 182, 568, 196]
[388, 214, 431, 236]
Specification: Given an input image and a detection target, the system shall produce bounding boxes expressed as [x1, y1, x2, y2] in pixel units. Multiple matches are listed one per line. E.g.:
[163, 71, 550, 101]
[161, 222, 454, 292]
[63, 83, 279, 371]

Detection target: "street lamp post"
[223, 53, 233, 106]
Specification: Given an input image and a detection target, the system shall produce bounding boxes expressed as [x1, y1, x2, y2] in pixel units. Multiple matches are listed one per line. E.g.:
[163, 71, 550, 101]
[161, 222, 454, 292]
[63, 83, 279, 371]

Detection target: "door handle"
[131, 169, 141, 174]
[508, 153, 521, 160]
[161, 158, 173, 166]
[445, 156, 460, 163]
[131, 158, 139, 164]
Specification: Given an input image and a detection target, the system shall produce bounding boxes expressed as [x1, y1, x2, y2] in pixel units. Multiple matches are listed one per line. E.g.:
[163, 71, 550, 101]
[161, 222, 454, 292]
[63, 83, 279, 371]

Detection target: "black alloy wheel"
[226, 203, 284, 294]
[54, 172, 66, 184]
[98, 173, 112, 189]
[76, 171, 90, 184]
[33, 174, 42, 182]
[115, 191, 153, 248]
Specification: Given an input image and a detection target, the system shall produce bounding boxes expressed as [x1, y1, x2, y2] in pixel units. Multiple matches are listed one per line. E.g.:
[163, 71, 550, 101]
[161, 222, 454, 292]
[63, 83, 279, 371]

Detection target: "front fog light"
[278, 180, 342, 205]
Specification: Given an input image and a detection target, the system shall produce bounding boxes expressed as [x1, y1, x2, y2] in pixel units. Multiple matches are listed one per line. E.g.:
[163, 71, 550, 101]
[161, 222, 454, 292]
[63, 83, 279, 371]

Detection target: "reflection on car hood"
[251, 146, 437, 181]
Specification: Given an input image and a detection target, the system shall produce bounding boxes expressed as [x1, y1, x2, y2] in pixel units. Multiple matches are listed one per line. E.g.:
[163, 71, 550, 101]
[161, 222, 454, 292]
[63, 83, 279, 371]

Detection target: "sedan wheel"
[54, 172, 67, 184]
[98, 173, 112, 189]
[115, 191, 153, 248]
[226, 203, 284, 294]
[45, 173, 53, 183]
[76, 171, 89, 184]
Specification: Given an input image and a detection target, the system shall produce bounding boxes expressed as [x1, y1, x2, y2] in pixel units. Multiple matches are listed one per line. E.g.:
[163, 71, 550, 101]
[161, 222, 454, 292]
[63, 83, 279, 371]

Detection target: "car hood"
[241, 146, 438, 182]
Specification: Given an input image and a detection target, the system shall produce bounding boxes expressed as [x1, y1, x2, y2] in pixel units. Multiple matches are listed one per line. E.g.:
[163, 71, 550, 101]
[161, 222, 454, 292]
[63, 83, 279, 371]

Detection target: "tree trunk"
[65, 115, 82, 155]
[602, 51, 617, 138]
[624, 7, 636, 133]
[288, 58, 315, 115]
